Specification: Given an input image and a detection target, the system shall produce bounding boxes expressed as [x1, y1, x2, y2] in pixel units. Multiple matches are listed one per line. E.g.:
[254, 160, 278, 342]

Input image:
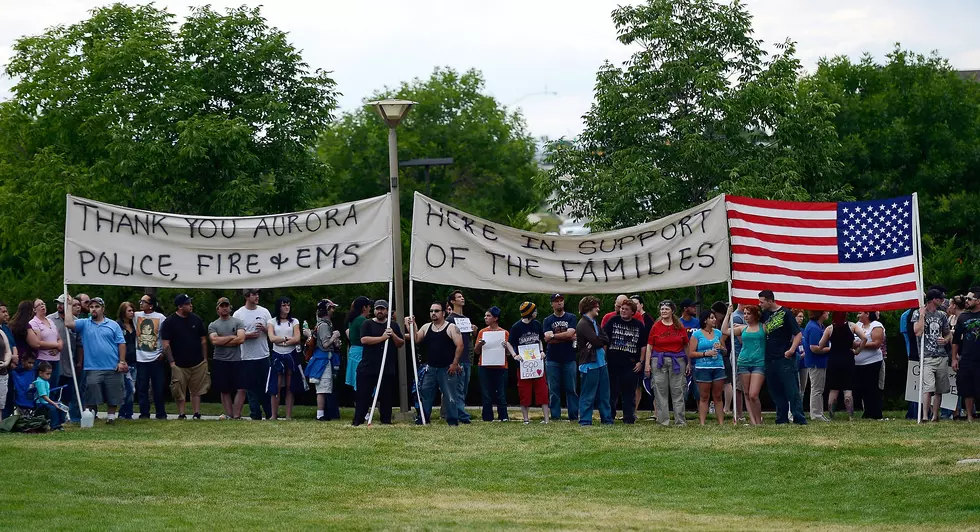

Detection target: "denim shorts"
[694, 367, 726, 383]
[737, 365, 766, 376]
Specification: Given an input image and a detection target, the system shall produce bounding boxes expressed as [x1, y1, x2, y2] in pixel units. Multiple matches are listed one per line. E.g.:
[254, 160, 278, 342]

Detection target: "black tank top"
[424, 323, 456, 368]
[829, 322, 854, 360]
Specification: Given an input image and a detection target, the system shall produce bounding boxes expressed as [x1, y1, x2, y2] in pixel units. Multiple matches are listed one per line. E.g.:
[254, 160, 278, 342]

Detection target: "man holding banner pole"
[406, 302, 463, 426]
[913, 288, 952, 422]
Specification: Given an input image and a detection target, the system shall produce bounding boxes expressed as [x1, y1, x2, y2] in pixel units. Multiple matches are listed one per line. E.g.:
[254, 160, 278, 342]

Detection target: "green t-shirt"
[738, 326, 766, 367]
[348, 315, 367, 347]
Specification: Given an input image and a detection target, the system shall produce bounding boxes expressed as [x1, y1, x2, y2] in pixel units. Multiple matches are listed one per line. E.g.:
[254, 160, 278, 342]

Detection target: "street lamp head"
[367, 99, 417, 128]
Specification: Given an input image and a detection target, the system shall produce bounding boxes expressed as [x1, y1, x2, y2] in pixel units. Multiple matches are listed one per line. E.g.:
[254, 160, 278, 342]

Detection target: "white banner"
[904, 360, 958, 410]
[410, 192, 730, 293]
[64, 194, 393, 288]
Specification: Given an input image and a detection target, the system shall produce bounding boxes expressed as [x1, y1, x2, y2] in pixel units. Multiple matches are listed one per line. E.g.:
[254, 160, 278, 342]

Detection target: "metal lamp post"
[367, 98, 416, 416]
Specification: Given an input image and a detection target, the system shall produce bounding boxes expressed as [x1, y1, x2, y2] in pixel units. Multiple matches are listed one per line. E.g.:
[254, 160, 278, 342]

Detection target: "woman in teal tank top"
[722, 304, 767, 425]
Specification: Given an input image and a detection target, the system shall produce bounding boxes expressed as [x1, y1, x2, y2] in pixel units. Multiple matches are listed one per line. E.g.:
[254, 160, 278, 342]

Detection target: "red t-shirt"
[600, 311, 617, 328]
[647, 320, 688, 353]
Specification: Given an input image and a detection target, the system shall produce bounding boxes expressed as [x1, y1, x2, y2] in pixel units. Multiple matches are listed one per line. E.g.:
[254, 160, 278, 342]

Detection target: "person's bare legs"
[965, 398, 975, 421]
[843, 390, 854, 420]
[747, 374, 765, 425]
[712, 380, 725, 425]
[270, 374, 283, 420]
[284, 368, 294, 419]
[723, 382, 733, 414]
[541, 405, 550, 424]
[175, 397, 185, 416]
[220, 392, 234, 417]
[828, 389, 839, 418]
[697, 382, 711, 425]
[931, 393, 942, 422]
[232, 390, 245, 418]
[521, 405, 530, 422]
[191, 394, 202, 415]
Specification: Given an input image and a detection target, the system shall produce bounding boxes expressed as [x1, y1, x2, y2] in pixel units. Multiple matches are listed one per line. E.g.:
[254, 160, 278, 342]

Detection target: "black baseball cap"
[630, 294, 644, 305]
[550, 293, 564, 302]
[926, 288, 945, 302]
[174, 294, 193, 307]
[679, 298, 696, 309]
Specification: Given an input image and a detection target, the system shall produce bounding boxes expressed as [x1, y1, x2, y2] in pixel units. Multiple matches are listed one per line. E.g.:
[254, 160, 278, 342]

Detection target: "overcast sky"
[2, 0, 978, 140]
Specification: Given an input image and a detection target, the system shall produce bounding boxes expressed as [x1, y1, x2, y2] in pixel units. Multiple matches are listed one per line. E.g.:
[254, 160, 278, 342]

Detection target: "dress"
[825, 322, 856, 391]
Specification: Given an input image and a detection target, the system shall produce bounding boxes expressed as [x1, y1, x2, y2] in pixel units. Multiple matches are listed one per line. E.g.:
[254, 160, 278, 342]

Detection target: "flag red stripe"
[726, 210, 838, 228]
[731, 295, 919, 312]
[727, 196, 838, 211]
[732, 280, 918, 298]
[730, 245, 838, 264]
[729, 227, 838, 246]
[731, 262, 916, 281]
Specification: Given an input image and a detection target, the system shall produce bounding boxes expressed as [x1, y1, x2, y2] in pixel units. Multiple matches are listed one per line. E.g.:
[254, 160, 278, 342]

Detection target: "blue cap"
[488, 306, 501, 318]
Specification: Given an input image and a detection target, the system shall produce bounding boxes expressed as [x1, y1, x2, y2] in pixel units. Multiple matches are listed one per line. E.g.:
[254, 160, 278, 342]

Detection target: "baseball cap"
[925, 288, 945, 302]
[216, 297, 231, 308]
[679, 298, 696, 309]
[174, 294, 193, 307]
[520, 301, 536, 318]
[630, 294, 644, 305]
[374, 300, 389, 309]
[488, 306, 502, 318]
[242, 288, 260, 296]
[317, 298, 339, 311]
[90, 297, 105, 307]
[55, 294, 67, 304]
[550, 293, 564, 302]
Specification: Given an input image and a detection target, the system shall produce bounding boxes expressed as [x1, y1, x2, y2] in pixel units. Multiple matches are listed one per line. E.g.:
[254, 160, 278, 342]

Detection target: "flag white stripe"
[727, 218, 837, 237]
[726, 202, 837, 220]
[731, 253, 915, 272]
[733, 270, 918, 289]
[731, 288, 918, 307]
[730, 236, 837, 255]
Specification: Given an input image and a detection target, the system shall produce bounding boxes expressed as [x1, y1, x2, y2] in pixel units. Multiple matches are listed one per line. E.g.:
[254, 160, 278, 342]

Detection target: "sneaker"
[138, 415, 150, 420]
[217, 415, 229, 420]
[709, 403, 716, 415]
[316, 416, 329, 422]
[813, 415, 831, 422]
[105, 417, 115, 425]
[523, 420, 530, 425]
[177, 414, 187, 420]
[540, 420, 549, 424]
[501, 418, 510, 422]
[192, 413, 202, 420]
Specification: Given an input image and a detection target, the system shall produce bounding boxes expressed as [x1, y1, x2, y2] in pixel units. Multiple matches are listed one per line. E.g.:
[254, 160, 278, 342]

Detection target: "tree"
[0, 3, 337, 298]
[546, 0, 844, 232]
[318, 67, 542, 226]
[810, 47, 980, 290]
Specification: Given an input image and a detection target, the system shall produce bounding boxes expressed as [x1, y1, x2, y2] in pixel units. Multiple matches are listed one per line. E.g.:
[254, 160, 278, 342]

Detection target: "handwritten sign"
[518, 344, 542, 361]
[64, 194, 393, 288]
[453, 317, 473, 334]
[520, 358, 545, 380]
[480, 330, 506, 366]
[409, 192, 730, 293]
[904, 360, 958, 410]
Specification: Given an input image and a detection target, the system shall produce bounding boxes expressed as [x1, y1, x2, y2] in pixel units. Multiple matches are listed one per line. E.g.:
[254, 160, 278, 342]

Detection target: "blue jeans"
[441, 363, 472, 422]
[765, 357, 807, 424]
[58, 374, 81, 422]
[419, 366, 459, 425]
[547, 360, 579, 420]
[478, 366, 508, 421]
[39, 402, 63, 429]
[578, 365, 612, 425]
[137, 360, 168, 419]
[120, 366, 137, 419]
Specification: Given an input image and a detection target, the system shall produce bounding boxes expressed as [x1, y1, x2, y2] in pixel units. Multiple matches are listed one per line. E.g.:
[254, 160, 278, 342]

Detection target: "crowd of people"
[0, 284, 977, 429]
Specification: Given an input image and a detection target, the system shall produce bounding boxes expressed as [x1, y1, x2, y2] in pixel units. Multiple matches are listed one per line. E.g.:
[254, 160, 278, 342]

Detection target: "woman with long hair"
[305, 298, 342, 421]
[689, 309, 727, 425]
[344, 296, 372, 392]
[723, 304, 766, 425]
[10, 300, 38, 360]
[793, 309, 808, 402]
[818, 312, 868, 420]
[116, 302, 137, 419]
[645, 300, 690, 426]
[854, 310, 885, 419]
[266, 296, 301, 420]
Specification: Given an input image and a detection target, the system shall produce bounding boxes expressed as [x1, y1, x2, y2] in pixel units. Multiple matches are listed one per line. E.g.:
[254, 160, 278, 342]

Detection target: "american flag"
[726, 195, 920, 311]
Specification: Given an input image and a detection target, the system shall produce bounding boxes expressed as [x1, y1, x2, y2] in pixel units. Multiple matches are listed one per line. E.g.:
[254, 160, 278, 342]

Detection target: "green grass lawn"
[3, 408, 979, 531]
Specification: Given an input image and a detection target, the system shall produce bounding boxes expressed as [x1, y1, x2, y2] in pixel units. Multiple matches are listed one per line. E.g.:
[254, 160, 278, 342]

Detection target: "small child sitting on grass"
[34, 361, 67, 431]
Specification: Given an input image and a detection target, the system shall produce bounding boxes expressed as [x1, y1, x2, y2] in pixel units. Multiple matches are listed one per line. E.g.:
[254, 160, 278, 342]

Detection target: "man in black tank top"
[406, 301, 464, 425]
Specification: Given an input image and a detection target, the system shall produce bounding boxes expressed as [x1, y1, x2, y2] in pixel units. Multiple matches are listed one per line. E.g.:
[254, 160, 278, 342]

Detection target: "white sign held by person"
[64, 194, 393, 288]
[410, 193, 730, 293]
[904, 360, 959, 411]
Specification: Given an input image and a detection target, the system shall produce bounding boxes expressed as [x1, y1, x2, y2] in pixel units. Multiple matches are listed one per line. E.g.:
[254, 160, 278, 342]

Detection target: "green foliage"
[318, 67, 542, 225]
[546, 0, 846, 232]
[810, 47, 980, 292]
[0, 3, 337, 302]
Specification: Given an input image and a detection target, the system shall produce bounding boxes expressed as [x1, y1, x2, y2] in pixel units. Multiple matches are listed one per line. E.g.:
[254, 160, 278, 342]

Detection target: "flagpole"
[911, 193, 927, 424]
[728, 279, 740, 426]
[408, 278, 425, 424]
[63, 283, 84, 417]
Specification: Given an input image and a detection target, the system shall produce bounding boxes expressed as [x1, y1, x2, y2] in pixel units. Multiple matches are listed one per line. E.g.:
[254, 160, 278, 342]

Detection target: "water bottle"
[81, 408, 95, 429]
[303, 320, 309, 330]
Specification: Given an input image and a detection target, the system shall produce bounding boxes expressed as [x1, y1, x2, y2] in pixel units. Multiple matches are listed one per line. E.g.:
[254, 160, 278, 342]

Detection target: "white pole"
[408, 278, 425, 424]
[912, 193, 927, 424]
[367, 281, 394, 425]
[63, 284, 84, 416]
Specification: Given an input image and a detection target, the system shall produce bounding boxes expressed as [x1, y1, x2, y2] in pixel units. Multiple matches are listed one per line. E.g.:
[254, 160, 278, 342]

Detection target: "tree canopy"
[546, 0, 845, 231]
[0, 3, 338, 296]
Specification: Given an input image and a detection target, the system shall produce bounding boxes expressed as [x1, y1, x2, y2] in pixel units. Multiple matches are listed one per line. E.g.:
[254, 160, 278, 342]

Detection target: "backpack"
[304, 322, 322, 362]
[0, 414, 49, 433]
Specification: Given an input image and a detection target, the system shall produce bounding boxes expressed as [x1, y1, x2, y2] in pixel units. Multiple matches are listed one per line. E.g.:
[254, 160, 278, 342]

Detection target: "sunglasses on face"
[429, 309, 442, 314]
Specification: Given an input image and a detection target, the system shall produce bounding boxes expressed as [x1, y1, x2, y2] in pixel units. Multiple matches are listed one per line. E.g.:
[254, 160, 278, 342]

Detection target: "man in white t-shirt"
[134, 294, 168, 419]
[232, 288, 273, 420]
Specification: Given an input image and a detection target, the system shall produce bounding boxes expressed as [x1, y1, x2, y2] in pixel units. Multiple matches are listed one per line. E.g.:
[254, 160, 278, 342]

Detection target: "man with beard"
[543, 294, 578, 421]
[354, 300, 405, 425]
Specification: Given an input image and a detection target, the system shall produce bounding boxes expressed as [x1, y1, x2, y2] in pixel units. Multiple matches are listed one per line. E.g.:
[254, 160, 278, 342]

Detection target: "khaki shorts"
[922, 357, 950, 394]
[171, 360, 211, 399]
